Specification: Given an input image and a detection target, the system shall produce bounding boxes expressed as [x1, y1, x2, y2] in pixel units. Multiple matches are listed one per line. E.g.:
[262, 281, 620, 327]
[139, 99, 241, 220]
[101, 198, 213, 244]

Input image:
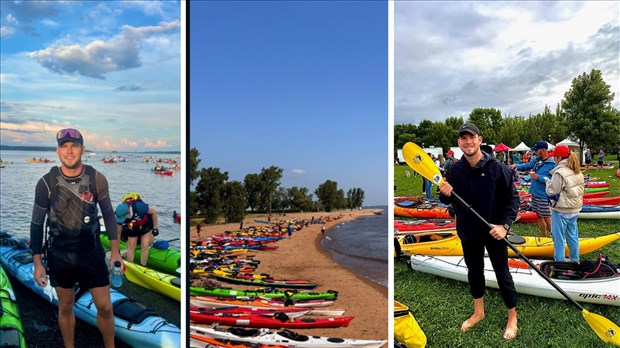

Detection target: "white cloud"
[27, 21, 180, 79]
[292, 169, 306, 174]
[0, 26, 13, 37]
[143, 138, 169, 148]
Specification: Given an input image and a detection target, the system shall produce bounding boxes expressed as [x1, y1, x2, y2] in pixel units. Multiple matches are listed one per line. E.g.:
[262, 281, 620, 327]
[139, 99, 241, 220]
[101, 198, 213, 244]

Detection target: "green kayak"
[189, 287, 338, 300]
[0, 266, 27, 348]
[99, 232, 181, 276]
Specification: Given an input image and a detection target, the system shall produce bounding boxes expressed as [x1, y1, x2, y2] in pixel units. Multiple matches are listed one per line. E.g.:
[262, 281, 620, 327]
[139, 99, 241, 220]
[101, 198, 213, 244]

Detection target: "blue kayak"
[0, 232, 180, 347]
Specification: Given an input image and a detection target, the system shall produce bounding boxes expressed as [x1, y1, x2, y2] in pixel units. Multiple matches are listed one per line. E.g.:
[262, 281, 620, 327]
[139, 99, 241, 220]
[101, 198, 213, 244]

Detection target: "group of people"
[435, 122, 589, 341]
[30, 128, 160, 347]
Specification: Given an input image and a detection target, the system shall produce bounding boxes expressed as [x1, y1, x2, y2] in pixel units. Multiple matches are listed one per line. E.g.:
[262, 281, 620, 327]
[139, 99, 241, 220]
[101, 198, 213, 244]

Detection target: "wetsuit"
[440, 152, 520, 308]
[30, 165, 117, 289]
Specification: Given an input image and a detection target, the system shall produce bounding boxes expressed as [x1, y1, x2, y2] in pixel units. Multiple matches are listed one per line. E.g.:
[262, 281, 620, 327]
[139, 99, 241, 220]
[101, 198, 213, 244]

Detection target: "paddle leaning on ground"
[401, 141, 620, 346]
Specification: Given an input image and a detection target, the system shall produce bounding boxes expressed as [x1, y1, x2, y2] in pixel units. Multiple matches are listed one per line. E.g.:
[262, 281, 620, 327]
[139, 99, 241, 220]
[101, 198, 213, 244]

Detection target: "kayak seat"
[228, 327, 260, 337]
[540, 261, 581, 280]
[274, 312, 291, 322]
[0, 327, 25, 347]
[277, 329, 309, 341]
[113, 298, 157, 327]
[171, 277, 181, 287]
[13, 252, 33, 265]
[326, 337, 346, 343]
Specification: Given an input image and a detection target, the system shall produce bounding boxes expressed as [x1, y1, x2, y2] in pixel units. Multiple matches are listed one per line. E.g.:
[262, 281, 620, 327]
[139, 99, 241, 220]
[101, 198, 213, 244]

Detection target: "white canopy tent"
[511, 142, 530, 152]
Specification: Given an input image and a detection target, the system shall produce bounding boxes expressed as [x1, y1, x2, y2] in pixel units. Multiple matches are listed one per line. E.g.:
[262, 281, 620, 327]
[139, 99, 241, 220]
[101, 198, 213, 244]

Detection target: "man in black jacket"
[439, 123, 520, 340]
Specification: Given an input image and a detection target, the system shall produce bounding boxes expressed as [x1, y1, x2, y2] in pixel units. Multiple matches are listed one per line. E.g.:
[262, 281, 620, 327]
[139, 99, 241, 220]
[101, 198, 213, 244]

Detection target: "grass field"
[394, 161, 620, 347]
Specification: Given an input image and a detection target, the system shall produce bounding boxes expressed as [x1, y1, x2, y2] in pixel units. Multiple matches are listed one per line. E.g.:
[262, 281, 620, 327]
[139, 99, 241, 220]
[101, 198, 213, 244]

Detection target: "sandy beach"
[190, 209, 388, 342]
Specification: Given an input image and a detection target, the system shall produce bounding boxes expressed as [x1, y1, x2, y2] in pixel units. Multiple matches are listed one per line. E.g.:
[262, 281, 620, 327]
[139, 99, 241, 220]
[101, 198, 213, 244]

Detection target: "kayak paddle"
[402, 141, 620, 346]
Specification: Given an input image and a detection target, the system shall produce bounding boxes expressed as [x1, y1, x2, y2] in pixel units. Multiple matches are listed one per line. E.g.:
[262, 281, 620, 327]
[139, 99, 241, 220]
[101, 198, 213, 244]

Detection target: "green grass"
[394, 162, 620, 347]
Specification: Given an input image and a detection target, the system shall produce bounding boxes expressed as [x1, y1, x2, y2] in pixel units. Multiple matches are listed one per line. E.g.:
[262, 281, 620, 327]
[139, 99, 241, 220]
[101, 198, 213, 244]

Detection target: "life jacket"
[122, 194, 149, 228]
[47, 165, 99, 250]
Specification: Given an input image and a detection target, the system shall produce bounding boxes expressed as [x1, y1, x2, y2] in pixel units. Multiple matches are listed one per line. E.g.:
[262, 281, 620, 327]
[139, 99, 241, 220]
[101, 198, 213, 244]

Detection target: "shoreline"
[190, 209, 388, 341]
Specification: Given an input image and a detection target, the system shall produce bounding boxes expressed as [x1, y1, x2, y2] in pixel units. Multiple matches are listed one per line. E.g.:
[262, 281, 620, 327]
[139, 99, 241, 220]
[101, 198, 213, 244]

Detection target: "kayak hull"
[0, 266, 26, 348]
[409, 254, 620, 306]
[398, 232, 620, 258]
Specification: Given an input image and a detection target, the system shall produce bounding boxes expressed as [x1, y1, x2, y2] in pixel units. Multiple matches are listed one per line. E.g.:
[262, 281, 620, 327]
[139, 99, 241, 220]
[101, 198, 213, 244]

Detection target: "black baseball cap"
[458, 123, 480, 136]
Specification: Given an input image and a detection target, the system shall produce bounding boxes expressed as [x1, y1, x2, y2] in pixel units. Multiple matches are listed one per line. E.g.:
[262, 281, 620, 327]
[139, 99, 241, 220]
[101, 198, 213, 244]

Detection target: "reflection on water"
[0, 151, 181, 248]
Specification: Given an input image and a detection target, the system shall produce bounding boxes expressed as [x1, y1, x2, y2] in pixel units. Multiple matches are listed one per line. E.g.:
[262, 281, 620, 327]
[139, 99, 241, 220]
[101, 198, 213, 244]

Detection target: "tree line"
[189, 149, 365, 223]
[395, 69, 620, 157]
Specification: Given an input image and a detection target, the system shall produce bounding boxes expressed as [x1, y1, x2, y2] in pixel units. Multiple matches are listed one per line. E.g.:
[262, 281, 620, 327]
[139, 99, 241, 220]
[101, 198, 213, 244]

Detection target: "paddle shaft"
[450, 191, 585, 311]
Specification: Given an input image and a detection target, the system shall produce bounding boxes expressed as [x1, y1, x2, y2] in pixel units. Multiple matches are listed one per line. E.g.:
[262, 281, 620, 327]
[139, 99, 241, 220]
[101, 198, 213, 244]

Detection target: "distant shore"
[190, 209, 388, 341]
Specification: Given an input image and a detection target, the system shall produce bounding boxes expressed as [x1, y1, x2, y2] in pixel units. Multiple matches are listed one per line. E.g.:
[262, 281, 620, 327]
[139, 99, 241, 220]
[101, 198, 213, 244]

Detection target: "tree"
[244, 173, 262, 212]
[347, 187, 365, 208]
[562, 69, 619, 153]
[194, 167, 228, 224]
[272, 187, 289, 213]
[221, 181, 246, 223]
[336, 189, 347, 210]
[288, 186, 313, 212]
[189, 147, 202, 186]
[467, 108, 503, 144]
[258, 166, 284, 215]
[315, 180, 339, 212]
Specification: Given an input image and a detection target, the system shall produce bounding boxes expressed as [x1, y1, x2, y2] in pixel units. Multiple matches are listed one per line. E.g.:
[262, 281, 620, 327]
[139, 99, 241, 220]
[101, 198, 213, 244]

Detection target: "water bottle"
[111, 261, 123, 288]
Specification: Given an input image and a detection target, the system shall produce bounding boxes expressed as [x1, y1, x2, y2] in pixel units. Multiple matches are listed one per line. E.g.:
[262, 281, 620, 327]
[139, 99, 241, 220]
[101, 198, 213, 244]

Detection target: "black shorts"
[47, 243, 109, 289]
[597, 160, 604, 165]
[585, 158, 591, 164]
[122, 214, 154, 238]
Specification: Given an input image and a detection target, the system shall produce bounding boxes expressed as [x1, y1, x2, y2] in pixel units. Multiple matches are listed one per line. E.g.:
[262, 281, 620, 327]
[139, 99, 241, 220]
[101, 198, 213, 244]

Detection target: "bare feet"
[461, 312, 485, 332]
[504, 308, 518, 340]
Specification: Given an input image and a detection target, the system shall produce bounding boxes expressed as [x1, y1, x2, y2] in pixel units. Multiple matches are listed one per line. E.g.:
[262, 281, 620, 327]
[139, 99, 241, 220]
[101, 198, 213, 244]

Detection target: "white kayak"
[190, 325, 387, 348]
[409, 254, 620, 307]
[189, 297, 344, 316]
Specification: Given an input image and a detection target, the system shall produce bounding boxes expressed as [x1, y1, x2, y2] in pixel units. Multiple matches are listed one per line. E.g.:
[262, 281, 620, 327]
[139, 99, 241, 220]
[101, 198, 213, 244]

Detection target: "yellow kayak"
[124, 261, 181, 301]
[394, 301, 426, 348]
[398, 231, 620, 258]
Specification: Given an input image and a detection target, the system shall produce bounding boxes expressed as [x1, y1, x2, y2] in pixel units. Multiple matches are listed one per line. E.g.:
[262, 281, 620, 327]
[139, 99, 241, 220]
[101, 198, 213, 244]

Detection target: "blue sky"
[395, 2, 619, 124]
[1, 1, 181, 152]
[190, 1, 388, 206]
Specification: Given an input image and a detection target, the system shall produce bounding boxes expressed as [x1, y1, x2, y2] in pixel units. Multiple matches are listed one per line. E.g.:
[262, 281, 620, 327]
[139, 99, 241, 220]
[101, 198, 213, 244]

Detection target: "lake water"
[0, 150, 182, 249]
[320, 206, 388, 287]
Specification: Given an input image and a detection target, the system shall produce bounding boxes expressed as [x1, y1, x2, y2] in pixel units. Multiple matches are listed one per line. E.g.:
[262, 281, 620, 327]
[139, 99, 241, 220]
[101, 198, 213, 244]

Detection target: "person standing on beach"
[30, 128, 122, 348]
[510, 141, 556, 237]
[287, 224, 294, 239]
[439, 123, 520, 340]
[196, 223, 202, 238]
[321, 225, 326, 236]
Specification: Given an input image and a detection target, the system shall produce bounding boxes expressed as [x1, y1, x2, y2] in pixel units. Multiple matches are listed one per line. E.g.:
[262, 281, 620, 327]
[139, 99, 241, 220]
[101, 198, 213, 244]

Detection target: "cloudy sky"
[395, 1, 619, 125]
[1, 1, 181, 151]
[190, 1, 387, 206]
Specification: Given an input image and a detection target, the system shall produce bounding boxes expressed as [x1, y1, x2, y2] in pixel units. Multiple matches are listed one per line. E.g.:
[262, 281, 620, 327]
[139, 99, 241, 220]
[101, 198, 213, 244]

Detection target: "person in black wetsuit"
[438, 123, 520, 341]
[30, 128, 122, 348]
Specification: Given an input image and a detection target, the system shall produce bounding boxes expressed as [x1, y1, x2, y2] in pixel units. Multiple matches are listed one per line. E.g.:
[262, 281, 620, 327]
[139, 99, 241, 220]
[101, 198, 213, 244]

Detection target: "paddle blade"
[402, 142, 444, 185]
[582, 309, 620, 345]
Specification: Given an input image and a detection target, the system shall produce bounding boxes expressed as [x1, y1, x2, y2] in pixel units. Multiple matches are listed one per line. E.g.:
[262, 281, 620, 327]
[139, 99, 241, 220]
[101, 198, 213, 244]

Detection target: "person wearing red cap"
[30, 128, 122, 348]
[545, 145, 585, 262]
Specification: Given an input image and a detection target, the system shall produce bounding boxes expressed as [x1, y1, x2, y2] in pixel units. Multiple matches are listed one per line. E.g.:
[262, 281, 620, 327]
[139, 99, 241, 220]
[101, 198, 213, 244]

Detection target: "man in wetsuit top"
[30, 128, 122, 348]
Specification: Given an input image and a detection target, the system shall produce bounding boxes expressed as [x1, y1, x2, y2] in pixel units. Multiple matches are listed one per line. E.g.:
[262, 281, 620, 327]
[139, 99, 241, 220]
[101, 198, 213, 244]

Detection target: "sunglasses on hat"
[57, 128, 82, 140]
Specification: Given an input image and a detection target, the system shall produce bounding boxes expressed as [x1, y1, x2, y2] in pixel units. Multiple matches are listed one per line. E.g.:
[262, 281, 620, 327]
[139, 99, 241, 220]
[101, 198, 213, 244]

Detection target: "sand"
[190, 209, 388, 342]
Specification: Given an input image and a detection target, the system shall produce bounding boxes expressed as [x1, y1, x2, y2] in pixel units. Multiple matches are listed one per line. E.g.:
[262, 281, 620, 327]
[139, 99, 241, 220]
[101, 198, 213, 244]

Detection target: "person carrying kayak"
[115, 193, 159, 266]
[510, 141, 556, 237]
[439, 123, 520, 340]
[30, 128, 122, 348]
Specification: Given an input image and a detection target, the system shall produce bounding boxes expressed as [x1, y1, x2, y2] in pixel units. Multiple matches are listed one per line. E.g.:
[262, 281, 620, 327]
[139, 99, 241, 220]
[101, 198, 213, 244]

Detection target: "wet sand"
[190, 209, 388, 341]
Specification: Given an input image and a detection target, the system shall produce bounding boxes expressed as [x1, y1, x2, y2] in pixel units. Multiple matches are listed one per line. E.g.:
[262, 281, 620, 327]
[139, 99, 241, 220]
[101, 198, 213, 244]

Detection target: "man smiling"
[30, 128, 123, 348]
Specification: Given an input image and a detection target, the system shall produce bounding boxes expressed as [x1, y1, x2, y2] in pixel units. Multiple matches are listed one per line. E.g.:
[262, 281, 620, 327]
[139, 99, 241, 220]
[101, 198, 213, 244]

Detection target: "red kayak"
[584, 191, 610, 198]
[515, 210, 538, 223]
[394, 219, 455, 233]
[189, 305, 311, 318]
[189, 311, 353, 328]
[584, 181, 609, 188]
[394, 205, 451, 219]
[583, 196, 620, 206]
[153, 170, 174, 176]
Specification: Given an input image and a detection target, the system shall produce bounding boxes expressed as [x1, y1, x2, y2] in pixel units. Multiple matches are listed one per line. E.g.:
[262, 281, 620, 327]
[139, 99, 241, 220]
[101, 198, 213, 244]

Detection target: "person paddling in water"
[438, 123, 520, 340]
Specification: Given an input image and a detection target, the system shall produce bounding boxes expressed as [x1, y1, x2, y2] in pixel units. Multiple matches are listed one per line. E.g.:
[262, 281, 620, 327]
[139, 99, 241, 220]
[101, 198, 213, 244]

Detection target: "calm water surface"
[0, 150, 182, 248]
[320, 206, 388, 287]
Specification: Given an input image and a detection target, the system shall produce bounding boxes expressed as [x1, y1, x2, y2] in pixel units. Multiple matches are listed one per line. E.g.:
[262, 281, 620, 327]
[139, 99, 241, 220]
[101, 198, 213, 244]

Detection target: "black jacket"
[439, 152, 519, 242]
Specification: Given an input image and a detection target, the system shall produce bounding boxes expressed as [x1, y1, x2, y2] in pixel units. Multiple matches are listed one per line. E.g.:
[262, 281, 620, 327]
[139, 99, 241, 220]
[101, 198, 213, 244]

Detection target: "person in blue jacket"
[510, 141, 556, 237]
